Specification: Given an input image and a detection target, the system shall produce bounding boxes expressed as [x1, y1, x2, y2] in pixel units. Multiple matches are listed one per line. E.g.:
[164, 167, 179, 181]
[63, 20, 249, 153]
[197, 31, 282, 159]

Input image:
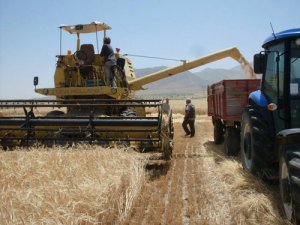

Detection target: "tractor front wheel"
[240, 106, 272, 175]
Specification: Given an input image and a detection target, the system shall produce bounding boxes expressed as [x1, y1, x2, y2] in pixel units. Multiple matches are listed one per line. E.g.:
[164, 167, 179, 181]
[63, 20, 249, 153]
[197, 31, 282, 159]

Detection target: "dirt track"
[121, 115, 290, 225]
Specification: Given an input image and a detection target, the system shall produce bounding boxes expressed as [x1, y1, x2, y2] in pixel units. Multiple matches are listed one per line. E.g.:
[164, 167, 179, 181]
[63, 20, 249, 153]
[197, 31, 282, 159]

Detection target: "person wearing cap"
[100, 37, 117, 87]
[182, 98, 196, 137]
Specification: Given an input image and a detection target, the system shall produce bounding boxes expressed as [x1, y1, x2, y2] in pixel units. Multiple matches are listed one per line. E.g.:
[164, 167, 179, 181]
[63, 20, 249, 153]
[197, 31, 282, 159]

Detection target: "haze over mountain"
[134, 65, 252, 98]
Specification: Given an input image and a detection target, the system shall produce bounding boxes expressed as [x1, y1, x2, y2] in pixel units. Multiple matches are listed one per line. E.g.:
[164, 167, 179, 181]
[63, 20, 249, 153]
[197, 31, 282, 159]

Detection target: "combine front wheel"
[161, 112, 174, 160]
[161, 134, 172, 160]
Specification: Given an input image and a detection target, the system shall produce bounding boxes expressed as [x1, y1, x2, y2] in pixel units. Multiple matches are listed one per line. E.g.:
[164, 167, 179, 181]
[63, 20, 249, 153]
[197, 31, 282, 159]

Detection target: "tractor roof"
[59, 21, 111, 34]
[263, 28, 300, 47]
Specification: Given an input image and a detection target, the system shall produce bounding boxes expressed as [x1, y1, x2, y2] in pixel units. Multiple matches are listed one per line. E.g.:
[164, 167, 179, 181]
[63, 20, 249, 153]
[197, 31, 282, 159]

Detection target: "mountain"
[193, 67, 248, 84]
[134, 65, 248, 98]
[135, 66, 204, 89]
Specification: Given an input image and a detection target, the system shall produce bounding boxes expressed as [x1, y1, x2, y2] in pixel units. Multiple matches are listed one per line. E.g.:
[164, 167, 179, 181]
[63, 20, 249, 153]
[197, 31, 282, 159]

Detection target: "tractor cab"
[34, 21, 135, 100]
[254, 28, 300, 132]
[242, 29, 300, 222]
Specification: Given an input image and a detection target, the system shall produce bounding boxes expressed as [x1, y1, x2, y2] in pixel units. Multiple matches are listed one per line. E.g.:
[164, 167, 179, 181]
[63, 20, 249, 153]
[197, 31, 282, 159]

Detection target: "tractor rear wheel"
[213, 119, 224, 144]
[224, 126, 240, 156]
[279, 147, 300, 224]
[240, 106, 273, 175]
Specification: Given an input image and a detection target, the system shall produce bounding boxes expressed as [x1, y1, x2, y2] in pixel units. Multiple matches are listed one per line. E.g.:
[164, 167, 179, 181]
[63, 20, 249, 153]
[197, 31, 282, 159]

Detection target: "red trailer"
[207, 79, 261, 155]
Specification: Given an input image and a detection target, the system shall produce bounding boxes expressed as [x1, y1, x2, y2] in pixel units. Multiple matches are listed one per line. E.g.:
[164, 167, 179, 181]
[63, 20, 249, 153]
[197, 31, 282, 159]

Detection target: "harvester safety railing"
[0, 117, 159, 126]
[0, 99, 162, 109]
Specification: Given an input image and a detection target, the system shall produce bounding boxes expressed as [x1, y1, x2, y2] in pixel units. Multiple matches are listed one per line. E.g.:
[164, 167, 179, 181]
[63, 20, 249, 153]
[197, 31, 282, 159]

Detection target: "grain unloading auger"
[0, 21, 255, 159]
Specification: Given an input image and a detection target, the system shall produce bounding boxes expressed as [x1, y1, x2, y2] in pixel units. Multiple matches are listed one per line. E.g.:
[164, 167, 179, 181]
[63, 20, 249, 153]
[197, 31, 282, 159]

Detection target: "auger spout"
[128, 47, 256, 90]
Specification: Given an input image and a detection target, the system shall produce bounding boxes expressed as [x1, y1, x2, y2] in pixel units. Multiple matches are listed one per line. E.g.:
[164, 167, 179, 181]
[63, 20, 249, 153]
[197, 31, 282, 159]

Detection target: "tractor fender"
[277, 128, 300, 138]
[249, 90, 269, 107]
[276, 128, 300, 158]
[247, 90, 275, 139]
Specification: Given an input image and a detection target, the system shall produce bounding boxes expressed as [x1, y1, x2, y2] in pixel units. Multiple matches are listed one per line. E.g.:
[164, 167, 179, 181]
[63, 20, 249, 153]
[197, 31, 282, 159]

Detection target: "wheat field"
[0, 145, 146, 225]
[167, 98, 207, 115]
[0, 99, 292, 225]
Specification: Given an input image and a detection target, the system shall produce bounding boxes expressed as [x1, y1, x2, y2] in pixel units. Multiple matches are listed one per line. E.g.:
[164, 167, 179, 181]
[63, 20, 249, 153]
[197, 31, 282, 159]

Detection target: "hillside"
[134, 65, 249, 98]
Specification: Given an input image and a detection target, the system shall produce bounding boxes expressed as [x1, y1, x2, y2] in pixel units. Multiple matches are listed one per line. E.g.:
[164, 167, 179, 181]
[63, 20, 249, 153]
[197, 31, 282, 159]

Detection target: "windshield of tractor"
[290, 39, 300, 96]
[290, 38, 300, 128]
[263, 43, 285, 103]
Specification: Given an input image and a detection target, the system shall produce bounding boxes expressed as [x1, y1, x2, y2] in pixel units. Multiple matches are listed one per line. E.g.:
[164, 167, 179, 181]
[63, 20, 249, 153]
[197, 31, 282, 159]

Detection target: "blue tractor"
[240, 28, 300, 223]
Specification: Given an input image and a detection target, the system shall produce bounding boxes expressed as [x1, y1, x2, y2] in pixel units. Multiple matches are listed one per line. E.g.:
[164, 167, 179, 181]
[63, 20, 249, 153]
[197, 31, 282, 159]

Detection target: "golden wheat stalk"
[0, 145, 146, 225]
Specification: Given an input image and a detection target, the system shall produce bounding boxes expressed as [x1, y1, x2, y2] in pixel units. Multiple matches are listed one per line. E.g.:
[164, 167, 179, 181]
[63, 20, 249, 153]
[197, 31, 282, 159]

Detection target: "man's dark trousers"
[182, 118, 195, 137]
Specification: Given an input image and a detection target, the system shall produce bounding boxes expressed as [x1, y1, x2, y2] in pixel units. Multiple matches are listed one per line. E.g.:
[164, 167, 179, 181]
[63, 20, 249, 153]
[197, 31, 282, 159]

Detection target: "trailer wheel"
[279, 147, 300, 223]
[240, 107, 272, 174]
[213, 119, 224, 144]
[224, 126, 240, 156]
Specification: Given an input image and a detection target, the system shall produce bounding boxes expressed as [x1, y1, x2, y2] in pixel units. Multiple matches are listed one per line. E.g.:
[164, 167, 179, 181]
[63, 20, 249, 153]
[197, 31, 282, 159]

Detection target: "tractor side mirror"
[253, 53, 266, 74]
[33, 76, 39, 87]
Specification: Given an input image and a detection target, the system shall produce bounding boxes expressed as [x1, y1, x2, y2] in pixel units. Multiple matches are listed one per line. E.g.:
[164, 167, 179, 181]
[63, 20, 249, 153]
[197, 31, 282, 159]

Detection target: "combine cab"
[34, 21, 134, 100]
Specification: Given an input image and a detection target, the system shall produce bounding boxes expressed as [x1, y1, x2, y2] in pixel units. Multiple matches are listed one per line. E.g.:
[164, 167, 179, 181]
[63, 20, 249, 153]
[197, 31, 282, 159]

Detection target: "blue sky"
[0, 0, 299, 99]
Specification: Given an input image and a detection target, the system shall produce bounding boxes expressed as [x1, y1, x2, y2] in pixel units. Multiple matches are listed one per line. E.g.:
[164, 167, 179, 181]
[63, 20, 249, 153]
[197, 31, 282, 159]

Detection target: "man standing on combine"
[100, 37, 117, 88]
[182, 98, 196, 137]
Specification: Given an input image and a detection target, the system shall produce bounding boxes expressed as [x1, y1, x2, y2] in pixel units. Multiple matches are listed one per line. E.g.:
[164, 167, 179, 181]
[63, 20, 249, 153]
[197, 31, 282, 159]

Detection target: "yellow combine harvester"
[0, 21, 254, 159]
